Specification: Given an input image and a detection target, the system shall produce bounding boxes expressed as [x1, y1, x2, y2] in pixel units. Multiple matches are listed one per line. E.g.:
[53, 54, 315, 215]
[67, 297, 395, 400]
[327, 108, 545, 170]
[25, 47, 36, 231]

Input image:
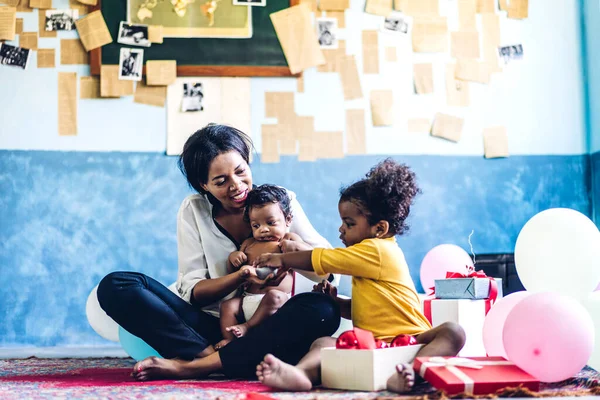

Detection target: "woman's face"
[202, 151, 252, 211]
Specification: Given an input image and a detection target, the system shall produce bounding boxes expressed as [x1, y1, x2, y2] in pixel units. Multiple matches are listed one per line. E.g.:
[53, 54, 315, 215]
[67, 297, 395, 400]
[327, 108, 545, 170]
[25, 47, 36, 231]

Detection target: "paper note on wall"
[148, 25, 164, 43]
[346, 109, 366, 154]
[270, 4, 325, 74]
[15, 17, 23, 34]
[16, 0, 33, 12]
[362, 30, 379, 74]
[265, 91, 295, 120]
[481, 13, 501, 73]
[455, 59, 490, 84]
[58, 72, 77, 136]
[19, 32, 38, 50]
[385, 46, 397, 62]
[365, 0, 393, 17]
[457, 0, 476, 30]
[432, 113, 464, 142]
[508, 0, 528, 19]
[498, 0, 509, 11]
[146, 60, 177, 86]
[370, 90, 394, 126]
[326, 11, 345, 28]
[75, 10, 112, 51]
[100, 65, 134, 97]
[483, 127, 509, 158]
[261, 125, 280, 163]
[61, 39, 89, 65]
[297, 116, 317, 162]
[476, 0, 495, 13]
[69, 0, 90, 15]
[0, 6, 16, 41]
[37, 48, 55, 68]
[134, 82, 167, 107]
[317, 39, 346, 72]
[451, 31, 480, 59]
[413, 63, 434, 94]
[30, 0, 52, 8]
[412, 16, 447, 53]
[407, 118, 431, 133]
[278, 122, 298, 155]
[446, 63, 470, 107]
[39, 9, 56, 38]
[316, 131, 344, 158]
[398, 0, 439, 16]
[300, 0, 317, 12]
[80, 76, 101, 99]
[76, 0, 99, 5]
[319, 0, 349, 11]
[338, 55, 363, 100]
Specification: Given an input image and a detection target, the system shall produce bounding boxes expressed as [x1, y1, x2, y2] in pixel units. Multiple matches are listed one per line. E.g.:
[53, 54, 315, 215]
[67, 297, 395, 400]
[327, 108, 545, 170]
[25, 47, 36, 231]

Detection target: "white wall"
[0, 0, 586, 155]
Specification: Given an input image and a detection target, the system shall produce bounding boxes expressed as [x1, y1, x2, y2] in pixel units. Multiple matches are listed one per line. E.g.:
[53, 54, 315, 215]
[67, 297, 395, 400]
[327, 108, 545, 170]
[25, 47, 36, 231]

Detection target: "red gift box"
[414, 356, 540, 395]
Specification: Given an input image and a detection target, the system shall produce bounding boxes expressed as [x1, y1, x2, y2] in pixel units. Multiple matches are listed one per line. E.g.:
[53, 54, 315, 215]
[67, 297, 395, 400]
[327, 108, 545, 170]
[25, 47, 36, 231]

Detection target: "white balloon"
[515, 208, 600, 298]
[581, 292, 600, 371]
[86, 284, 120, 342]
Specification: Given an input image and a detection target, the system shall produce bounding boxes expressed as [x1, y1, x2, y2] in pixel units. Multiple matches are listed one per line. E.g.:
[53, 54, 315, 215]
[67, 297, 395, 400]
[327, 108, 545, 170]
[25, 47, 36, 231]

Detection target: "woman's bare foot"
[214, 339, 232, 351]
[132, 357, 194, 381]
[255, 354, 312, 391]
[226, 322, 249, 338]
[386, 363, 415, 393]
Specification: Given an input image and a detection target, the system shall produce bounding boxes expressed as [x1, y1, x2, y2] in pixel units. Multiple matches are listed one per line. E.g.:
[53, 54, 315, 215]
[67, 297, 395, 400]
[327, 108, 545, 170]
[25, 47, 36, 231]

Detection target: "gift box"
[434, 277, 503, 300]
[321, 344, 423, 391]
[422, 299, 487, 356]
[414, 356, 540, 395]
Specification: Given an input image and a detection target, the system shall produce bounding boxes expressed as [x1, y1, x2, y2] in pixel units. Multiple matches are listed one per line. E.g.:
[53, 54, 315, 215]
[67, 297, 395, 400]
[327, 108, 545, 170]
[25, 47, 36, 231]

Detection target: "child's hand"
[254, 253, 284, 269]
[229, 251, 248, 269]
[312, 280, 338, 299]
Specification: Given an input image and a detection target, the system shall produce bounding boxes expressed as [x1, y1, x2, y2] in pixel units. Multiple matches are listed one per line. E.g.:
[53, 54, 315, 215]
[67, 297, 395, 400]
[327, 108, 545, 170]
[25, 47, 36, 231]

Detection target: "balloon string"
[468, 229, 476, 266]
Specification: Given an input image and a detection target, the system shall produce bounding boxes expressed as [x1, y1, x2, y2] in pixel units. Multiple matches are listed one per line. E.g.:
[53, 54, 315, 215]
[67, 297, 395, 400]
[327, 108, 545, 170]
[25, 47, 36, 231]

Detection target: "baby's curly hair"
[340, 159, 421, 236]
[243, 184, 292, 223]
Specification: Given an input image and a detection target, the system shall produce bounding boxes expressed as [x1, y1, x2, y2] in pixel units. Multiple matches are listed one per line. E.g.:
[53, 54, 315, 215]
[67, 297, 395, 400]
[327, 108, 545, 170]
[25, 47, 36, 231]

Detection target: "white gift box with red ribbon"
[414, 356, 540, 395]
[321, 344, 422, 391]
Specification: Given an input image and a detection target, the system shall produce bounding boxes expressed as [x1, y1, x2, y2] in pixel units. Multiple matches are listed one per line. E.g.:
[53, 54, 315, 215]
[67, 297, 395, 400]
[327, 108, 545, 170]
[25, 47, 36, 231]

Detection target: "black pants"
[97, 271, 341, 378]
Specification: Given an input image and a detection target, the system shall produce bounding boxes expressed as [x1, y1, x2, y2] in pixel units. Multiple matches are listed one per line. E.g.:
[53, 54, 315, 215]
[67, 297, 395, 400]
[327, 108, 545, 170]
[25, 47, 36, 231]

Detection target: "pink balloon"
[483, 291, 531, 358]
[503, 292, 595, 383]
[419, 244, 473, 293]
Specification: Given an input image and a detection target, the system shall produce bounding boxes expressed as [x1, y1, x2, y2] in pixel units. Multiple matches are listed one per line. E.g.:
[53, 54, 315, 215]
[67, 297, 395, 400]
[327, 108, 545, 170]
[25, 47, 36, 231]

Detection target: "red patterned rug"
[0, 358, 598, 399]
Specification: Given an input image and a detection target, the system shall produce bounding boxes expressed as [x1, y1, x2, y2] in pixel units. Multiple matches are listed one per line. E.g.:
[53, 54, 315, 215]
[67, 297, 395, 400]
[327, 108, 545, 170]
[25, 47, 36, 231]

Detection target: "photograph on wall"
[498, 44, 524, 64]
[316, 17, 338, 49]
[119, 48, 144, 81]
[118, 21, 151, 47]
[0, 43, 30, 70]
[382, 12, 412, 35]
[181, 82, 204, 112]
[233, 0, 267, 6]
[128, 0, 252, 38]
[45, 9, 79, 31]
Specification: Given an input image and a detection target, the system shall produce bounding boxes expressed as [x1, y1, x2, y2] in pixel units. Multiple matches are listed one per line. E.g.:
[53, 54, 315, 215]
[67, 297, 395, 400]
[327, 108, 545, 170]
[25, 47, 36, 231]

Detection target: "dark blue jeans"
[97, 271, 340, 378]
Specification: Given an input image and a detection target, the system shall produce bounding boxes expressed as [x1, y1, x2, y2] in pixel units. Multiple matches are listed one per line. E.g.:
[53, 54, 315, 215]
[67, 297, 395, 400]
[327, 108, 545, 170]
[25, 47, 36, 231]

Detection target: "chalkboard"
[90, 0, 298, 76]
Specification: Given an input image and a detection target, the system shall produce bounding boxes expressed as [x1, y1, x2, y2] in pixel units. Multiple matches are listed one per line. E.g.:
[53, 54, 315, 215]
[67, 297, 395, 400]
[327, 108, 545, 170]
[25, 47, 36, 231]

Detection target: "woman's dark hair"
[243, 184, 292, 223]
[340, 158, 421, 236]
[178, 124, 253, 194]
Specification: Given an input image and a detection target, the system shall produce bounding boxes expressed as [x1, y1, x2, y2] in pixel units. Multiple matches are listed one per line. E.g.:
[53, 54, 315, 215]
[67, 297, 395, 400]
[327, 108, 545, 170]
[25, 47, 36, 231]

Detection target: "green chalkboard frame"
[90, 0, 299, 77]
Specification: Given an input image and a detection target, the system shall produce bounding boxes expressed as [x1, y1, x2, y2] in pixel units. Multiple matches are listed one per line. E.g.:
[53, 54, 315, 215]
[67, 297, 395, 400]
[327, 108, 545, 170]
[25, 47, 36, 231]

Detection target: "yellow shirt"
[312, 237, 432, 341]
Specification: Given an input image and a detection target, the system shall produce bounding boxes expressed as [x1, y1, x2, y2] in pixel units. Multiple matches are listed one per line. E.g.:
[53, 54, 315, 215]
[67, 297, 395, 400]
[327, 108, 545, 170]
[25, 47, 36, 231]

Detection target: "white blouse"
[175, 189, 332, 317]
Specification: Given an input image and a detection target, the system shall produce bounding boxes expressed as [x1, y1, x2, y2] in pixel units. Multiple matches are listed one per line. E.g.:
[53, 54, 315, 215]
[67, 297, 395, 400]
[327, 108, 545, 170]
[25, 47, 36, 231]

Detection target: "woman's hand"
[254, 253, 284, 269]
[228, 251, 248, 269]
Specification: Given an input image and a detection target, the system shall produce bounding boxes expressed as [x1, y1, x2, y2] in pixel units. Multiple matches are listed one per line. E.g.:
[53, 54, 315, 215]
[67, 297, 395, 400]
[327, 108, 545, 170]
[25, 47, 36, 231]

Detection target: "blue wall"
[0, 150, 591, 346]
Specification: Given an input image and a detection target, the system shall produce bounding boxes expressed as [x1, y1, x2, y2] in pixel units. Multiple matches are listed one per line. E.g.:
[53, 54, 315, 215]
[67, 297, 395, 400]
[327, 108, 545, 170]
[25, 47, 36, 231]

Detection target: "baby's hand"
[229, 251, 248, 269]
[312, 280, 338, 299]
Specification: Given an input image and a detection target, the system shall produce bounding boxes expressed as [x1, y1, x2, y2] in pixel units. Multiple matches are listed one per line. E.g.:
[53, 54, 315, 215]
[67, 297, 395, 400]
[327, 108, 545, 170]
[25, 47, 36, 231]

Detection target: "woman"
[97, 124, 340, 380]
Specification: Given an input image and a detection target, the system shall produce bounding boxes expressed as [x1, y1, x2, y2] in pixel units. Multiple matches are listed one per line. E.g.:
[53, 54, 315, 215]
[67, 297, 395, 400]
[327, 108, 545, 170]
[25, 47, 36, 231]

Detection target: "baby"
[214, 184, 300, 350]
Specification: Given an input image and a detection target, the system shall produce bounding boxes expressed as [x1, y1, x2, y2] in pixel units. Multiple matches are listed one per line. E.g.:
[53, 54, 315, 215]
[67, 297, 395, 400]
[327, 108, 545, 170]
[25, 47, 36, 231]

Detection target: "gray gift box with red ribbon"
[434, 278, 503, 300]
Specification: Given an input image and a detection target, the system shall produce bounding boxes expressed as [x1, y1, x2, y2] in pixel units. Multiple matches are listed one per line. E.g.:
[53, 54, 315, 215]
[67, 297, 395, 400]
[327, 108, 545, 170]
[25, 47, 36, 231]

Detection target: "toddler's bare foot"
[131, 357, 194, 381]
[386, 363, 415, 393]
[214, 339, 232, 351]
[255, 354, 312, 391]
[226, 322, 249, 338]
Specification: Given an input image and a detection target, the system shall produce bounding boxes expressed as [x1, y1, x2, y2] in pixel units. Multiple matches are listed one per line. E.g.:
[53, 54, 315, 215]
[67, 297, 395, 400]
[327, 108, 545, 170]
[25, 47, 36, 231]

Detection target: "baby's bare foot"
[386, 363, 415, 393]
[226, 322, 249, 338]
[256, 354, 312, 391]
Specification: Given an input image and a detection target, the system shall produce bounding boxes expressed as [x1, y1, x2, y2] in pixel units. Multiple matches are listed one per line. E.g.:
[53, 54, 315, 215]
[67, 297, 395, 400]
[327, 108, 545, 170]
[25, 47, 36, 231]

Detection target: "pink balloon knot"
[533, 348, 541, 356]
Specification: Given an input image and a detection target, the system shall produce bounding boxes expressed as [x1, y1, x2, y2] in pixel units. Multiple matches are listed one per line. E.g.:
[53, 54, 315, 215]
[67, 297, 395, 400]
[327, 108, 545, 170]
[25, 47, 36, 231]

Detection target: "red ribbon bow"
[335, 328, 418, 350]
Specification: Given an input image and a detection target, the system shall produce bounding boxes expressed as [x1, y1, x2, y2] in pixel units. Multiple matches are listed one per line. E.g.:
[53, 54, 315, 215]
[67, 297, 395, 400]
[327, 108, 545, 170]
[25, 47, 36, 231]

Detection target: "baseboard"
[0, 346, 129, 359]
